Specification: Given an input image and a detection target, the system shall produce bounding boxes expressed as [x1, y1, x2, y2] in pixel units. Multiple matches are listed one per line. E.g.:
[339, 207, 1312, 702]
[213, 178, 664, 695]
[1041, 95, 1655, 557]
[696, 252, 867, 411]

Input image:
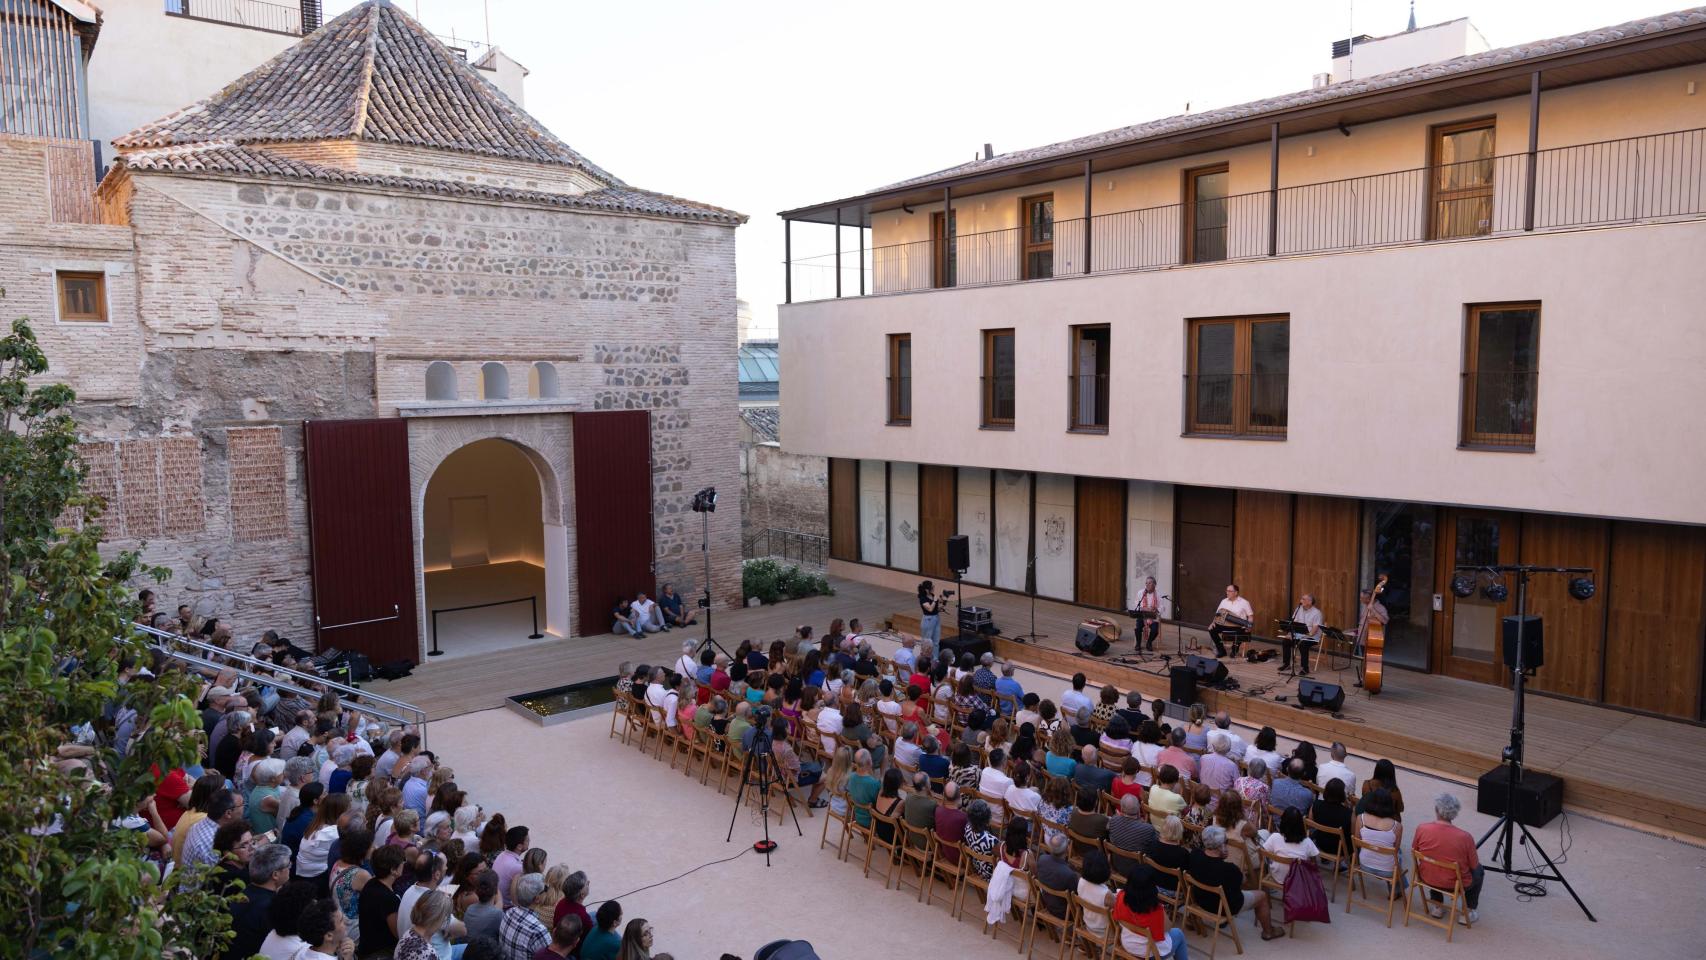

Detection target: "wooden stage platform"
[894, 588, 1706, 845]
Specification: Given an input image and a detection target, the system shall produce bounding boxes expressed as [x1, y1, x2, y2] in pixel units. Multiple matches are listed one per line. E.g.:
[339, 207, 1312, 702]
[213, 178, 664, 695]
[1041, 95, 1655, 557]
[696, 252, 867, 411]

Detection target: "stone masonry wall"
[744, 442, 828, 544]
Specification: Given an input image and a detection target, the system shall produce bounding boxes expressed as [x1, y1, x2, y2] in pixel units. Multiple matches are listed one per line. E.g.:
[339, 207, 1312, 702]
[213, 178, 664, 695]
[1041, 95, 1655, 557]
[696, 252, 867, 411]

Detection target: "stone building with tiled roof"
[2, 0, 745, 662]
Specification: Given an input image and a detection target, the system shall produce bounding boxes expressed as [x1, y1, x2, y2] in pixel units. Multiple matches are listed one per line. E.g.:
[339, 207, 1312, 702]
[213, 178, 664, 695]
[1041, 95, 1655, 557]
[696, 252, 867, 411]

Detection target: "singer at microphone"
[1131, 576, 1162, 652]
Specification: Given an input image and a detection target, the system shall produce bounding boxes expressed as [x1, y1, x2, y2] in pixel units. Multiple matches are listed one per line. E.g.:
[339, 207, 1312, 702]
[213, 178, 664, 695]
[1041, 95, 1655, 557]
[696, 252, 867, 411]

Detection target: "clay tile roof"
[113, 0, 617, 180]
[741, 406, 780, 443]
[871, 6, 1706, 195]
[116, 142, 747, 224]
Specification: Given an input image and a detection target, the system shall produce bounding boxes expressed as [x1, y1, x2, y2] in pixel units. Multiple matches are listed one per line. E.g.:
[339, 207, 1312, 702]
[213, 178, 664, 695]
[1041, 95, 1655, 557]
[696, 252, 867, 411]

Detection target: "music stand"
[1320, 626, 1355, 672]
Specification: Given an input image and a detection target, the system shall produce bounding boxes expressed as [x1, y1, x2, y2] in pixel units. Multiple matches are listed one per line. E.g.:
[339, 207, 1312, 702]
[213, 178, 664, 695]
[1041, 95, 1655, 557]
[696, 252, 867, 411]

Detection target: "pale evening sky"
[330, 0, 1688, 338]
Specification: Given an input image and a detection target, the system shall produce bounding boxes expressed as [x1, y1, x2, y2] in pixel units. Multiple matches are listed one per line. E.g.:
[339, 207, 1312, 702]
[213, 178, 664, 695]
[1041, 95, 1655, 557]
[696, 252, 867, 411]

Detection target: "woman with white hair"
[1411, 792, 1483, 924]
[451, 804, 484, 849]
[245, 757, 287, 834]
[422, 811, 454, 852]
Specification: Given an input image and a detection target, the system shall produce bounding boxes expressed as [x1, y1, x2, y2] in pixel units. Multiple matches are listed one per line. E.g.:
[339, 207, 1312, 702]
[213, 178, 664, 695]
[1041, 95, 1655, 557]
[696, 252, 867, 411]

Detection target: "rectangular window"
[982, 328, 1016, 427]
[56, 271, 106, 322]
[888, 334, 912, 424]
[1184, 164, 1230, 263]
[1186, 315, 1288, 437]
[1020, 194, 1053, 280]
[1069, 324, 1110, 431]
[1462, 303, 1539, 448]
[1430, 119, 1496, 240]
[932, 211, 956, 289]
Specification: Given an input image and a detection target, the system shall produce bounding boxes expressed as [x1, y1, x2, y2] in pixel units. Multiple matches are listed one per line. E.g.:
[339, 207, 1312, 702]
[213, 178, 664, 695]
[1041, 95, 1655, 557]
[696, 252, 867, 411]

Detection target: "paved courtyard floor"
[429, 701, 1706, 960]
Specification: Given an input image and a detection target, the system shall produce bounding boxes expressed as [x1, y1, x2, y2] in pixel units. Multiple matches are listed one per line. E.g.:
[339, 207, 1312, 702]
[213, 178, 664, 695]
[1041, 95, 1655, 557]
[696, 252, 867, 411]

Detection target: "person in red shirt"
[153, 766, 192, 831]
[1411, 792, 1483, 924]
[1110, 867, 1187, 958]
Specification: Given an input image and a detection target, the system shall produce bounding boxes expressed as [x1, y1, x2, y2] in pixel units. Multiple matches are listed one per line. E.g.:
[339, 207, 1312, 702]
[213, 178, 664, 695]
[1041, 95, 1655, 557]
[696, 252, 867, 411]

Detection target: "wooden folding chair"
[1304, 815, 1346, 901]
[956, 844, 1000, 927]
[617, 690, 645, 746]
[1404, 853, 1471, 942]
[842, 798, 875, 866]
[865, 805, 905, 888]
[980, 790, 1011, 830]
[642, 704, 672, 760]
[1105, 840, 1145, 888]
[1001, 867, 1037, 953]
[896, 817, 934, 900]
[682, 723, 714, 783]
[1027, 879, 1075, 960]
[1257, 849, 1298, 936]
[1067, 892, 1117, 960]
[1181, 871, 1245, 959]
[608, 686, 632, 740]
[924, 835, 965, 912]
[996, 690, 1021, 719]
[818, 790, 856, 859]
[1067, 826, 1104, 868]
[1109, 917, 1165, 960]
[1143, 855, 1186, 925]
[1345, 837, 1402, 926]
[1224, 834, 1259, 890]
[1099, 745, 1131, 772]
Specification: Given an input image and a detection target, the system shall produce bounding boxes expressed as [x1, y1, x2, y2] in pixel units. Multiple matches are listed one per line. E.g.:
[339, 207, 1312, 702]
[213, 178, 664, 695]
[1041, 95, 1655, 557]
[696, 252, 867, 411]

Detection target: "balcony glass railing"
[165, 0, 304, 35]
[787, 127, 1706, 304]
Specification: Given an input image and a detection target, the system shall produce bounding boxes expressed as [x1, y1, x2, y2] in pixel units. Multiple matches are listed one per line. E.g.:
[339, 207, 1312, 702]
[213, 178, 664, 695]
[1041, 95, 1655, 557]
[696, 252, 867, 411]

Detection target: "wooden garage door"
[829, 457, 858, 561]
[919, 465, 956, 580]
[1290, 495, 1360, 629]
[304, 418, 419, 664]
[1520, 514, 1609, 701]
[1233, 489, 1293, 636]
[1075, 476, 1125, 609]
[572, 411, 654, 636]
[1603, 521, 1705, 719]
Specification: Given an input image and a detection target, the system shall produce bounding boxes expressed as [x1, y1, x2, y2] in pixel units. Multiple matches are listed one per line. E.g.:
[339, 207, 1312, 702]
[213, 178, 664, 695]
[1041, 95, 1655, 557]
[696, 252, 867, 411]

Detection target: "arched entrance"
[420, 437, 567, 657]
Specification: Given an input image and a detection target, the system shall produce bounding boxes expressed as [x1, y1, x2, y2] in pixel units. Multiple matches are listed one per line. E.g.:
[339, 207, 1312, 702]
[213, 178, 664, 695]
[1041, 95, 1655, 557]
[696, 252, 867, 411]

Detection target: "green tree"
[0, 318, 232, 958]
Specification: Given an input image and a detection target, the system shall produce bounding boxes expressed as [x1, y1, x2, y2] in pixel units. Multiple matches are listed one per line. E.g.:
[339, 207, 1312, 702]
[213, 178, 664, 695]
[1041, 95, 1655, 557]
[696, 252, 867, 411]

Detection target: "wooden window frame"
[1184, 314, 1289, 438]
[1460, 301, 1540, 450]
[931, 211, 956, 289]
[887, 333, 912, 425]
[1068, 323, 1110, 433]
[1183, 163, 1230, 264]
[1019, 193, 1054, 281]
[1427, 117, 1497, 241]
[982, 328, 1016, 429]
[55, 270, 107, 323]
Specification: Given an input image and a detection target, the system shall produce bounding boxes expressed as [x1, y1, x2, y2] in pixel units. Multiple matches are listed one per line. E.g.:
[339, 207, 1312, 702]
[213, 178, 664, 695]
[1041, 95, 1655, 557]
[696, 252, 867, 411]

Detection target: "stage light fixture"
[1450, 573, 1477, 598]
[1483, 581, 1509, 602]
[691, 486, 718, 513]
[1568, 577, 1596, 601]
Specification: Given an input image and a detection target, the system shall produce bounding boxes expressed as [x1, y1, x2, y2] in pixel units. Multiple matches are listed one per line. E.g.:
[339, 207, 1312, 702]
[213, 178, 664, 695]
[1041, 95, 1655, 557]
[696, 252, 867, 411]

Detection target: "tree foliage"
[0, 318, 232, 958]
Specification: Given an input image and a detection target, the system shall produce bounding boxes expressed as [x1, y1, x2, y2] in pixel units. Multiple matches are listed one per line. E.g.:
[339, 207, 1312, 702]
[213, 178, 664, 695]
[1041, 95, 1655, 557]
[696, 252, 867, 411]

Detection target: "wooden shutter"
[1075, 477, 1126, 609]
[572, 411, 654, 636]
[919, 465, 956, 579]
[304, 418, 419, 664]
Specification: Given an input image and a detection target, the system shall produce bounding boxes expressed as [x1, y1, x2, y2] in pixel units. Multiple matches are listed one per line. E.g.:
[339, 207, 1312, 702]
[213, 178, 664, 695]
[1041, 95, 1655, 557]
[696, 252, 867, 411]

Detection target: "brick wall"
[743, 441, 828, 543]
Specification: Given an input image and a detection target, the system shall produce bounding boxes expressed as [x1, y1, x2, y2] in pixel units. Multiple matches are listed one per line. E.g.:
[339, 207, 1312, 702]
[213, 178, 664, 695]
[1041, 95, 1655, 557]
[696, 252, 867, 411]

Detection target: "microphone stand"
[1279, 601, 1304, 676]
[1013, 554, 1047, 644]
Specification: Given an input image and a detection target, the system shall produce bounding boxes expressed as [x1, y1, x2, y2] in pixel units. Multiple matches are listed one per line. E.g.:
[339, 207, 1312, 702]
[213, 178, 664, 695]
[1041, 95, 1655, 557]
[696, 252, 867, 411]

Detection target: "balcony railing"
[1183, 373, 1289, 438]
[165, 0, 304, 35]
[1461, 370, 1539, 448]
[787, 127, 1706, 303]
[1068, 372, 1110, 431]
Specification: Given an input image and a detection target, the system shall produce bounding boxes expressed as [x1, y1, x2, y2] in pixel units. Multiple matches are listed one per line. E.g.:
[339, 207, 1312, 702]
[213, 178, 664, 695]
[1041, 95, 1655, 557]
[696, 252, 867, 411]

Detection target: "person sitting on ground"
[1199, 732, 1239, 794]
[1107, 794, 1157, 875]
[657, 583, 696, 628]
[580, 901, 624, 960]
[1068, 785, 1109, 856]
[1310, 777, 1355, 857]
[1157, 728, 1198, 781]
[1074, 744, 1115, 795]
[1147, 765, 1186, 827]
[1099, 714, 1134, 754]
[1412, 792, 1482, 924]
[1270, 758, 1315, 813]
[1111, 866, 1189, 959]
[933, 782, 969, 866]
[499, 874, 552, 960]
[1189, 826, 1284, 941]
[1260, 808, 1320, 886]
[610, 597, 645, 638]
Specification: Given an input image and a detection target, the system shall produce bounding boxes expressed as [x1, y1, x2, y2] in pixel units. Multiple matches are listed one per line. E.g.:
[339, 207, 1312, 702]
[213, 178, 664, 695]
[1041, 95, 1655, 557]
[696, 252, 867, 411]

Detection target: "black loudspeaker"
[946, 535, 970, 574]
[1477, 765, 1563, 827]
[1075, 625, 1110, 656]
[942, 632, 992, 661]
[1186, 654, 1228, 684]
[1169, 666, 1198, 706]
[1501, 615, 1544, 672]
[1298, 678, 1346, 712]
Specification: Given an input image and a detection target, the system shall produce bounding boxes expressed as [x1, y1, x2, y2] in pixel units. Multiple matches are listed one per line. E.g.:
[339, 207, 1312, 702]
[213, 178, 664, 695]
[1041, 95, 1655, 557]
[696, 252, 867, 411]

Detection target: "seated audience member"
[1310, 778, 1355, 856]
[1015, 693, 1042, 731]
[499, 874, 553, 960]
[1090, 684, 1120, 732]
[1075, 851, 1115, 940]
[280, 782, 323, 855]
[1149, 815, 1193, 876]
[397, 889, 460, 960]
[397, 849, 446, 942]
[357, 844, 406, 956]
[933, 782, 969, 866]
[1115, 690, 1147, 731]
[1069, 705, 1100, 749]
[580, 901, 624, 960]
[768, 717, 826, 808]
[1290, 741, 1320, 785]
[228, 842, 292, 959]
[296, 899, 350, 960]
[1004, 762, 1042, 819]
[1211, 712, 1247, 760]
[1073, 745, 1115, 795]
[1357, 758, 1407, 819]
[1157, 728, 1198, 780]
[994, 663, 1024, 714]
[493, 826, 531, 907]
[847, 750, 881, 829]
[1110, 757, 1144, 803]
[1099, 714, 1134, 754]
[328, 828, 374, 941]
[1146, 765, 1186, 827]
[1199, 733, 1239, 794]
[1353, 786, 1407, 897]
[552, 871, 592, 945]
[1035, 832, 1079, 919]
[1038, 775, 1075, 845]
[893, 721, 923, 769]
[1107, 794, 1157, 875]
[1110, 867, 1188, 959]
[610, 598, 644, 638]
[902, 771, 938, 848]
[1068, 785, 1109, 856]
[1412, 793, 1483, 924]
[1233, 758, 1270, 813]
[1044, 725, 1078, 778]
[1059, 673, 1093, 718]
[657, 583, 696, 628]
[948, 743, 981, 791]
[1318, 741, 1357, 795]
[918, 734, 949, 781]
[257, 879, 319, 960]
[1247, 726, 1285, 777]
[978, 748, 1014, 799]
[962, 799, 1000, 879]
[463, 872, 505, 942]
[1189, 826, 1284, 941]
[1270, 759, 1315, 813]
[1260, 808, 1320, 886]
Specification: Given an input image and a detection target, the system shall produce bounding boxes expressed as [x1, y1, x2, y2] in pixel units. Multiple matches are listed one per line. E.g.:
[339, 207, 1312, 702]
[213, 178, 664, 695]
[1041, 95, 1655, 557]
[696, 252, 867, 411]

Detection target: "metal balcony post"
[783, 218, 792, 304]
[834, 208, 842, 298]
[859, 216, 865, 295]
[1268, 122, 1280, 256]
[1525, 71, 1541, 232]
[1082, 159, 1093, 274]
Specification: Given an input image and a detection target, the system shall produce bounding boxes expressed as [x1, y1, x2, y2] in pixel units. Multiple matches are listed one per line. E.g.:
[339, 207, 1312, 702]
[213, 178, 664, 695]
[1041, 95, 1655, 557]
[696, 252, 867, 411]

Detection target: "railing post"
[942, 186, 952, 288]
[1268, 122, 1280, 256]
[834, 208, 842, 298]
[1524, 71, 1541, 232]
[1082, 159, 1093, 274]
[858, 217, 865, 295]
[783, 218, 792, 304]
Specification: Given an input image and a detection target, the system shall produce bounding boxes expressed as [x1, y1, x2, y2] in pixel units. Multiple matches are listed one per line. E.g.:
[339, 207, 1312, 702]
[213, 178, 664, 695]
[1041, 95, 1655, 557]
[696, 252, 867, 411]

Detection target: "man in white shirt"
[673, 640, 698, 679]
[398, 849, 445, 935]
[1283, 593, 1324, 675]
[978, 748, 1015, 799]
[643, 668, 669, 716]
[1211, 712, 1247, 761]
[893, 635, 918, 674]
[1209, 584, 1255, 658]
[630, 591, 664, 632]
[1059, 673, 1093, 718]
[816, 701, 844, 754]
[1317, 741, 1358, 795]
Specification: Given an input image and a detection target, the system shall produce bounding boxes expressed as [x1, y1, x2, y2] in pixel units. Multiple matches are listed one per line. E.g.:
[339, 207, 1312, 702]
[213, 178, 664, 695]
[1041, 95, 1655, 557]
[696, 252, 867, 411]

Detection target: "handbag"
[1281, 858, 1332, 923]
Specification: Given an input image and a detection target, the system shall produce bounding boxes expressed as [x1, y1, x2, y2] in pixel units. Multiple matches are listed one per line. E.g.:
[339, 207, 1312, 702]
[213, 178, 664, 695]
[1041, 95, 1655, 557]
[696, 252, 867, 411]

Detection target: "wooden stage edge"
[891, 612, 1706, 846]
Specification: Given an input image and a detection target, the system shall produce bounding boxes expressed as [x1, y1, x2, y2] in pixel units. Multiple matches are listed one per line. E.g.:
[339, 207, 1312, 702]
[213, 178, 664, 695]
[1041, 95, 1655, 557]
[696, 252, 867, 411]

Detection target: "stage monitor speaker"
[1169, 666, 1198, 706]
[1185, 654, 1228, 684]
[946, 535, 970, 574]
[1075, 624, 1110, 656]
[1501, 615, 1544, 672]
[942, 632, 992, 662]
[1477, 765, 1563, 827]
[1298, 678, 1346, 712]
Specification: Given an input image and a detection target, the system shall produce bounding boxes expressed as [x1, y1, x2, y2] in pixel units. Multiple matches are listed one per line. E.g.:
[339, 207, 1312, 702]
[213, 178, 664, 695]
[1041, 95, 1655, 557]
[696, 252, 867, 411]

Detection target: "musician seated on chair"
[1282, 593, 1324, 676]
[1352, 587, 1390, 660]
[1208, 584, 1253, 657]
[1132, 576, 1162, 651]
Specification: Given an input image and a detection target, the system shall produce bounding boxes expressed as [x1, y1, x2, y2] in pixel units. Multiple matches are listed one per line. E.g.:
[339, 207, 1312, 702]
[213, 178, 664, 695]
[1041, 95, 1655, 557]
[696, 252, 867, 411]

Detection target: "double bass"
[1360, 575, 1390, 694]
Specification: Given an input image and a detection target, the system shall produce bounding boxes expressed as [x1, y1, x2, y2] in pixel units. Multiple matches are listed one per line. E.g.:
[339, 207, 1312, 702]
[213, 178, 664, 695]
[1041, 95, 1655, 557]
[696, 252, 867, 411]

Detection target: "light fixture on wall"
[1337, 120, 1353, 137]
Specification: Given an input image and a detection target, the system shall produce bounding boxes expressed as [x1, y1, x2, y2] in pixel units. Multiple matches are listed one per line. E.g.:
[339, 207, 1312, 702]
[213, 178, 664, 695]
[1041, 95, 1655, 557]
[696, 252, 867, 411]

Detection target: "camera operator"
[917, 580, 952, 645]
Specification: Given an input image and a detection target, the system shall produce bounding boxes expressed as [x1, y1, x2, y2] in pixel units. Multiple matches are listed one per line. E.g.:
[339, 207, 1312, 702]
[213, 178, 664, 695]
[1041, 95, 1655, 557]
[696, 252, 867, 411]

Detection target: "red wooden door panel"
[572, 411, 654, 636]
[304, 418, 420, 664]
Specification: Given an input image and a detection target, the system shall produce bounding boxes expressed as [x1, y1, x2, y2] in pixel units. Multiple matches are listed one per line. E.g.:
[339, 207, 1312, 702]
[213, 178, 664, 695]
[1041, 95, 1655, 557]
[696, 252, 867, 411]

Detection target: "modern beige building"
[778, 9, 1706, 721]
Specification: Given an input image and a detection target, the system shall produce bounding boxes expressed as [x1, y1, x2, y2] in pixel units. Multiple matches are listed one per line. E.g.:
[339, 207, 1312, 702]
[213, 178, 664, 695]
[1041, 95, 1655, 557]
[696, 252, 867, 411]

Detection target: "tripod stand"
[693, 505, 733, 663]
[725, 721, 803, 866]
[1463, 564, 1596, 922]
[1013, 554, 1048, 643]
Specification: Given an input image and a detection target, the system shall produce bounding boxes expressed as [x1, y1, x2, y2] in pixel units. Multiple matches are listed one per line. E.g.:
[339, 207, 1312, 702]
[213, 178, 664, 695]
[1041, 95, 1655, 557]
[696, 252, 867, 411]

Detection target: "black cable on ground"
[585, 847, 753, 907]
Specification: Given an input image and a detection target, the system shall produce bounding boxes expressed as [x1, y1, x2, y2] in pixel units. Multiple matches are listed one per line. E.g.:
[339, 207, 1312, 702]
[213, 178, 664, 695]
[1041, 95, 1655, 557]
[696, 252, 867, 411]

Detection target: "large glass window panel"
[1361, 501, 1436, 670]
[1247, 320, 1289, 432]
